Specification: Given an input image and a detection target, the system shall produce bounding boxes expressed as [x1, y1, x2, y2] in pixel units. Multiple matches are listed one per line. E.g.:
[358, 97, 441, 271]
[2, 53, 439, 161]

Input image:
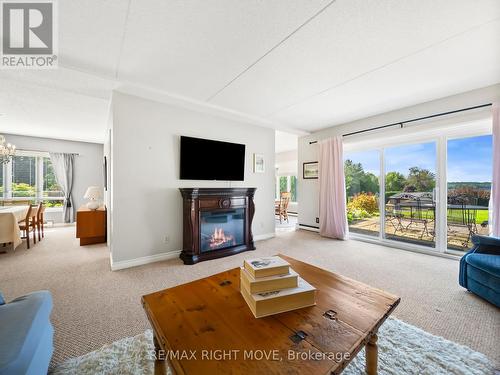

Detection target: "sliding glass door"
[446, 135, 492, 251]
[344, 150, 381, 237]
[383, 142, 437, 248]
[345, 127, 493, 254]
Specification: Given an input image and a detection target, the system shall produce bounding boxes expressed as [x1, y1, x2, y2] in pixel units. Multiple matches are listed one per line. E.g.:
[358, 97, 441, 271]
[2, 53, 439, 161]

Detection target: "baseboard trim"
[254, 233, 275, 241]
[110, 251, 181, 271]
[110, 233, 276, 270]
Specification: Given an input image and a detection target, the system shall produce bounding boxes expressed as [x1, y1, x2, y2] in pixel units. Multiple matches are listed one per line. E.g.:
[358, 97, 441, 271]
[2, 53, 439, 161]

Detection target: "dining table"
[0, 205, 32, 250]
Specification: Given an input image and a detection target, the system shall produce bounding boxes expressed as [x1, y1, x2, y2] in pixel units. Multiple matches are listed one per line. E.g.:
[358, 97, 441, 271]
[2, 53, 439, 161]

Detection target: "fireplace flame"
[209, 227, 236, 249]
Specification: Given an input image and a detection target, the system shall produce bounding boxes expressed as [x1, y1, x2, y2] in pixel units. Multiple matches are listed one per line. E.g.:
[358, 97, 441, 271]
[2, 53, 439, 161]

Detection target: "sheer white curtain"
[318, 137, 348, 240]
[49, 153, 75, 223]
[490, 103, 500, 236]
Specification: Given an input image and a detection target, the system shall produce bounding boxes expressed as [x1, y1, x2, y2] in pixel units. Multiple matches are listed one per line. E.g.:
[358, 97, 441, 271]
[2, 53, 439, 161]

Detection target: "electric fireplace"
[200, 209, 245, 252]
[179, 188, 256, 264]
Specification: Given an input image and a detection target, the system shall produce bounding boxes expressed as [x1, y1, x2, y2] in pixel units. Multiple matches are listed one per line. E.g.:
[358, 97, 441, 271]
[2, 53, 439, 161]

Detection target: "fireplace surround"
[179, 188, 256, 264]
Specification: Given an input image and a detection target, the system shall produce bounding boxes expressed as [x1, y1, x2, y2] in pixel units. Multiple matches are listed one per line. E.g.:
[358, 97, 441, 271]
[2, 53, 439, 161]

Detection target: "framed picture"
[253, 154, 265, 173]
[303, 162, 318, 179]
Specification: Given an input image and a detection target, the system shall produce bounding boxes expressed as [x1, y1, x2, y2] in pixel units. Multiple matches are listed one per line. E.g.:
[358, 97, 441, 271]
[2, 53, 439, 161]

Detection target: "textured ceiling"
[0, 0, 499, 142]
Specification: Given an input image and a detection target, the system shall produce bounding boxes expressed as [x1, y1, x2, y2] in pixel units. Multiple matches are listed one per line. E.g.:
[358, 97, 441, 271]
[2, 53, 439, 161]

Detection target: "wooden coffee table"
[142, 255, 400, 374]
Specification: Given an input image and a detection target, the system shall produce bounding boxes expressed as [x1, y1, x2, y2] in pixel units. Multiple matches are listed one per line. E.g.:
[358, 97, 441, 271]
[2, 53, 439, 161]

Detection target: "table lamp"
[84, 186, 102, 210]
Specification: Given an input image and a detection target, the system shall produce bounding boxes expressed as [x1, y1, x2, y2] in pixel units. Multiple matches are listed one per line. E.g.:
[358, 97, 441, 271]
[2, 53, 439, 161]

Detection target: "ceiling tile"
[0, 77, 109, 143]
[271, 20, 500, 131]
[209, 0, 500, 119]
[117, 0, 332, 100]
[59, 0, 131, 77]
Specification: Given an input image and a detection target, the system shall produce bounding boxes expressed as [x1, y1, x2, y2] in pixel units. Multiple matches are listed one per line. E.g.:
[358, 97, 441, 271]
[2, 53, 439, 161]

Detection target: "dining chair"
[18, 205, 37, 249]
[275, 192, 291, 223]
[36, 203, 46, 241]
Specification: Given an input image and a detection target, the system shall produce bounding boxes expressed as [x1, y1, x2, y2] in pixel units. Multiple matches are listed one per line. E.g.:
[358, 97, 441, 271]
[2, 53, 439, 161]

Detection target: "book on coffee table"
[243, 256, 290, 278]
[240, 276, 316, 318]
[240, 267, 299, 294]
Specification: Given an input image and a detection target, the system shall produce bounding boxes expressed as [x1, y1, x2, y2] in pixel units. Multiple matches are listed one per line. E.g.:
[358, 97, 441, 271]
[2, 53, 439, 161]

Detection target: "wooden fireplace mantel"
[179, 188, 256, 264]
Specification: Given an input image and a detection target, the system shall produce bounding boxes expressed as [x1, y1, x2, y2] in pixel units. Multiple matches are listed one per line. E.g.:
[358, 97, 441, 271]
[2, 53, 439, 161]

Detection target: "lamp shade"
[84, 186, 102, 200]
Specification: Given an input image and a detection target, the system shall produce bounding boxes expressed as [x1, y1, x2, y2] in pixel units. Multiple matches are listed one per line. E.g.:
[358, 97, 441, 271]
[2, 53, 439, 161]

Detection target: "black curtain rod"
[309, 103, 492, 144]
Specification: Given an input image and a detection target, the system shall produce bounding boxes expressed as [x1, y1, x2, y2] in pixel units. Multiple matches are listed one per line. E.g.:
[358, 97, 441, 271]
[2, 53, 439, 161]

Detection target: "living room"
[0, 1, 499, 374]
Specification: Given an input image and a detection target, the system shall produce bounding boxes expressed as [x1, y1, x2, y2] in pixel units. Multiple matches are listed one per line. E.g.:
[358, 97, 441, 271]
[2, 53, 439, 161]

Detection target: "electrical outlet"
[316, 217, 319, 224]
[164, 235, 170, 243]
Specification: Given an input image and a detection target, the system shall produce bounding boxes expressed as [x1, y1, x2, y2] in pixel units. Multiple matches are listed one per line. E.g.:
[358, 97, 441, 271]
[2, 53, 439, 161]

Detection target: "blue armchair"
[0, 291, 54, 375]
[459, 235, 500, 307]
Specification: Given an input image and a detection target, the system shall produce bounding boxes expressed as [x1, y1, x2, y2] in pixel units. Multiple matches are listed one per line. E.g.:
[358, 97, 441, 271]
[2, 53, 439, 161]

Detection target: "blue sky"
[345, 135, 492, 182]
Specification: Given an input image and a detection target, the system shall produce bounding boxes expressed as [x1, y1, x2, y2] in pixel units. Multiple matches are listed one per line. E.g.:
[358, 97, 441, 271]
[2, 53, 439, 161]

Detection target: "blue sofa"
[459, 235, 500, 307]
[0, 291, 54, 375]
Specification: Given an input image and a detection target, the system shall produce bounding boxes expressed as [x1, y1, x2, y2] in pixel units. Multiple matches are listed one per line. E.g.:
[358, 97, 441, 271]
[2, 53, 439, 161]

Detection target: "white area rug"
[50, 318, 495, 375]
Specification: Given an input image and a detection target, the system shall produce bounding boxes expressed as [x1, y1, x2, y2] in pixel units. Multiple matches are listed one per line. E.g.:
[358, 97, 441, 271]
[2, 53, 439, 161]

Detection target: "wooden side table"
[76, 205, 106, 246]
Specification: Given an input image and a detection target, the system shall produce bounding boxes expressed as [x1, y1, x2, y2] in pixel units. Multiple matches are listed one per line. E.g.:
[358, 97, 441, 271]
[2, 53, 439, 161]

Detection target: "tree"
[405, 167, 435, 192]
[385, 171, 406, 192]
[344, 160, 379, 197]
[279, 176, 287, 193]
[344, 160, 365, 197]
[361, 172, 379, 195]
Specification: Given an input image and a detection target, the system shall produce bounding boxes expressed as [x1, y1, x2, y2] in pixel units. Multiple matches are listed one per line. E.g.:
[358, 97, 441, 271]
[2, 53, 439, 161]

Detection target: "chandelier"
[0, 135, 16, 165]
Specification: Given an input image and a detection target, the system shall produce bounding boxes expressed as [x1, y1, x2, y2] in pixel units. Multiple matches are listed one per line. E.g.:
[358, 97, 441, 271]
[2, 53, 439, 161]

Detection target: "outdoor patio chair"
[448, 196, 478, 248]
[385, 202, 404, 234]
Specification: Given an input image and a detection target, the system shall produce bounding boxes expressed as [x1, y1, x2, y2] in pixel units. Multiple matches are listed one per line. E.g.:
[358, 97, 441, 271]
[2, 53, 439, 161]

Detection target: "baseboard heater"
[298, 223, 319, 229]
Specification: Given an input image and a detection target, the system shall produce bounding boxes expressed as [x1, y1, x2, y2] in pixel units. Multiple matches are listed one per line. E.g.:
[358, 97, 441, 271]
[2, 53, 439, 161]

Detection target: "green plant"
[12, 183, 35, 197]
[347, 193, 378, 215]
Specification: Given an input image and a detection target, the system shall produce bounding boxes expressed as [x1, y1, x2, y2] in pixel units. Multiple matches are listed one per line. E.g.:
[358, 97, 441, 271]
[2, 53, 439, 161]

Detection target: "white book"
[240, 267, 299, 294]
[240, 277, 316, 318]
[243, 256, 290, 278]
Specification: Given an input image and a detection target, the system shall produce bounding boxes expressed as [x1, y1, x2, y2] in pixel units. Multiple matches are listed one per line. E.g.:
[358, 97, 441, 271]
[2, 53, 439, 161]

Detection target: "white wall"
[2, 133, 104, 223]
[298, 84, 500, 228]
[109, 92, 275, 265]
[275, 150, 297, 176]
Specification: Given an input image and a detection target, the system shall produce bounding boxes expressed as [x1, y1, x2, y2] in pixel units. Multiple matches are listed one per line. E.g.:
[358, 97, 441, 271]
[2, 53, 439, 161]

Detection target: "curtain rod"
[308, 103, 492, 144]
[17, 149, 80, 155]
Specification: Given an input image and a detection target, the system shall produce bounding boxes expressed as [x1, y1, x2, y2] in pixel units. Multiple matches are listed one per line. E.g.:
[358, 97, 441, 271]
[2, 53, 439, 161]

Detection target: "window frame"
[3, 150, 64, 209]
[344, 118, 492, 256]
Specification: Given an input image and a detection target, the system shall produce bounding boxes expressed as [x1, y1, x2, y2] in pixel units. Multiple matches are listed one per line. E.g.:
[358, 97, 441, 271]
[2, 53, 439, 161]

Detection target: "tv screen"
[180, 136, 245, 181]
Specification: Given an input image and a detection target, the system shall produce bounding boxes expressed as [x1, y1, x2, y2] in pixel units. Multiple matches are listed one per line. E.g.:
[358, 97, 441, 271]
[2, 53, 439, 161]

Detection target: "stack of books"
[239, 256, 316, 318]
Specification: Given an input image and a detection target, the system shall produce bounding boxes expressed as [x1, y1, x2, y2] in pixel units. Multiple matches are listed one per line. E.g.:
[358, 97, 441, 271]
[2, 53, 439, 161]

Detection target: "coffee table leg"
[153, 335, 167, 375]
[366, 333, 378, 375]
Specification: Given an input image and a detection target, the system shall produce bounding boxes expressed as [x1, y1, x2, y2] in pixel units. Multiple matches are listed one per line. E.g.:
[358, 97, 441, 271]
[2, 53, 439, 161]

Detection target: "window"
[447, 135, 492, 250]
[384, 142, 437, 248]
[276, 175, 298, 202]
[42, 157, 64, 207]
[344, 124, 492, 254]
[344, 150, 380, 237]
[290, 176, 297, 202]
[12, 156, 36, 199]
[3, 152, 63, 207]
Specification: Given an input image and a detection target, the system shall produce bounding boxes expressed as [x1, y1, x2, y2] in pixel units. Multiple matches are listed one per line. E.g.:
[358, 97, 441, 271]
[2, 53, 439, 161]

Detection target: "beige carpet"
[0, 226, 498, 369]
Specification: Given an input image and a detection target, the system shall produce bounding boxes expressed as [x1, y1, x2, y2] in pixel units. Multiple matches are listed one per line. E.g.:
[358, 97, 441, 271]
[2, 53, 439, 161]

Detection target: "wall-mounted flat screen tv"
[180, 136, 245, 181]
